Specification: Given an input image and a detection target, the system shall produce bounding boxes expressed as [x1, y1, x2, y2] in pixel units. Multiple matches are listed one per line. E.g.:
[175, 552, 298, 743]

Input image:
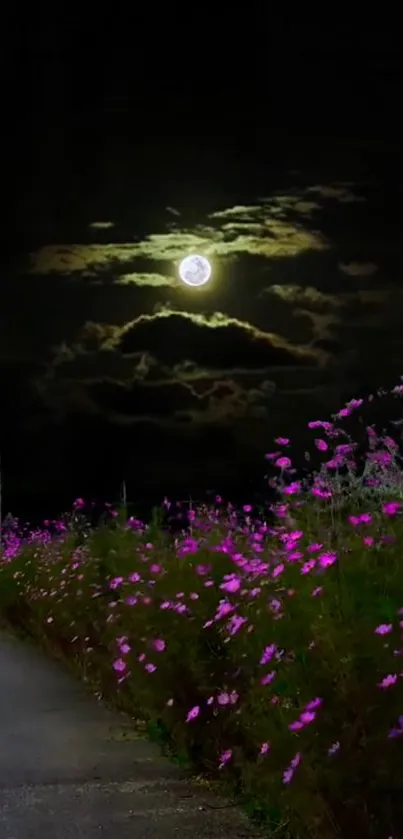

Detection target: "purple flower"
[375, 624, 393, 636]
[388, 716, 403, 738]
[378, 674, 397, 689]
[218, 749, 232, 769]
[186, 706, 200, 722]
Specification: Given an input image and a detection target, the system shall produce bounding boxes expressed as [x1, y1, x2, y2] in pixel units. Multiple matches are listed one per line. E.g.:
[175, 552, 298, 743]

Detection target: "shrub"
[2, 380, 403, 838]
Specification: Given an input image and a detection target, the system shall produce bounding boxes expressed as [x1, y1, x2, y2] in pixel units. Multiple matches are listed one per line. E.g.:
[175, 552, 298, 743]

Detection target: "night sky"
[2, 13, 402, 520]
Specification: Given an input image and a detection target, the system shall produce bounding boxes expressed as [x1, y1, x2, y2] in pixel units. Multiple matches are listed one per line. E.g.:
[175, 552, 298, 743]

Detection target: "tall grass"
[2, 381, 403, 838]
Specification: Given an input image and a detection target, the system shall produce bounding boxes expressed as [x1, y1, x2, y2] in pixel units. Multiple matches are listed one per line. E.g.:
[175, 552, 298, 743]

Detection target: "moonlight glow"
[179, 254, 212, 287]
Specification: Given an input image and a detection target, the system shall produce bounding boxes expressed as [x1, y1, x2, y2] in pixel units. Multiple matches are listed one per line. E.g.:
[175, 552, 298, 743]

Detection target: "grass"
[2, 380, 403, 838]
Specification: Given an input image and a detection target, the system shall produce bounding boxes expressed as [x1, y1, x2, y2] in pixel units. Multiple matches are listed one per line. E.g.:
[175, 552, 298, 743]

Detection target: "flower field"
[2, 382, 403, 838]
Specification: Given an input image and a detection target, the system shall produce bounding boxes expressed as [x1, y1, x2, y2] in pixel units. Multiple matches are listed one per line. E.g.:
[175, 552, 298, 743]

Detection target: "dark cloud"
[38, 356, 278, 429]
[87, 377, 245, 421]
[90, 379, 200, 418]
[116, 311, 323, 368]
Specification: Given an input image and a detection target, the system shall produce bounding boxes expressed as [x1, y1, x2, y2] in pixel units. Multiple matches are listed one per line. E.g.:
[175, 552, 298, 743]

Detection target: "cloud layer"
[4, 180, 403, 509]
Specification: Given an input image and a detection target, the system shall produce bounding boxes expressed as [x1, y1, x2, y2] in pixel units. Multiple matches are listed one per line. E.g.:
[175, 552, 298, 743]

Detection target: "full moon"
[179, 254, 212, 287]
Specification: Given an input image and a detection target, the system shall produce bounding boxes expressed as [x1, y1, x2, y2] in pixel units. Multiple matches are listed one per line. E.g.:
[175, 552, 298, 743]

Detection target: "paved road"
[0, 630, 260, 838]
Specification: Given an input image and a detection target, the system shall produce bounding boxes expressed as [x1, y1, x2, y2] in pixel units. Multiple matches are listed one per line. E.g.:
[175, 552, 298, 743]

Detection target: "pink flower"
[383, 501, 401, 516]
[216, 691, 238, 707]
[375, 624, 392, 636]
[328, 741, 340, 756]
[289, 710, 316, 731]
[227, 614, 248, 636]
[311, 485, 333, 499]
[218, 749, 232, 769]
[289, 720, 303, 731]
[109, 576, 124, 589]
[186, 706, 200, 722]
[300, 710, 316, 725]
[282, 481, 301, 495]
[349, 513, 373, 526]
[260, 644, 277, 664]
[301, 559, 316, 575]
[305, 697, 322, 711]
[318, 551, 337, 568]
[220, 576, 241, 594]
[282, 752, 301, 784]
[260, 671, 276, 685]
[275, 456, 292, 469]
[378, 674, 397, 689]
[307, 543, 323, 553]
[388, 716, 403, 738]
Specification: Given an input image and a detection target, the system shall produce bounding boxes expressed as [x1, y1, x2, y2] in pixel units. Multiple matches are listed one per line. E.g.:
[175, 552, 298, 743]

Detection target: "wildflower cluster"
[2, 379, 403, 838]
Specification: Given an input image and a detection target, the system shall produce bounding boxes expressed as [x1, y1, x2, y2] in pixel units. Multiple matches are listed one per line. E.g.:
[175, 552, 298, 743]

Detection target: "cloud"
[305, 184, 366, 203]
[86, 375, 273, 427]
[261, 283, 345, 309]
[29, 195, 329, 278]
[51, 347, 145, 383]
[7, 175, 403, 511]
[88, 221, 115, 229]
[116, 272, 175, 287]
[115, 310, 325, 368]
[43, 314, 332, 433]
[29, 244, 147, 275]
[210, 197, 321, 220]
[39, 348, 280, 429]
[39, 303, 326, 430]
[339, 261, 378, 276]
[28, 225, 326, 276]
